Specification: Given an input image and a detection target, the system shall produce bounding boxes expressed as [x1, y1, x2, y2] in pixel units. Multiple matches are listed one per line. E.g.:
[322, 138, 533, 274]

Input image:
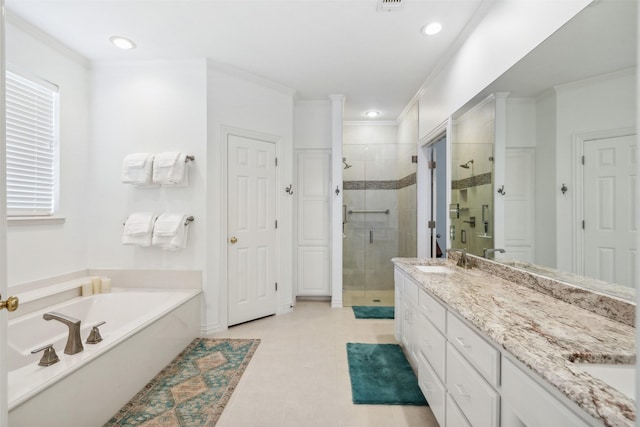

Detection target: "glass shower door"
[342, 144, 397, 306]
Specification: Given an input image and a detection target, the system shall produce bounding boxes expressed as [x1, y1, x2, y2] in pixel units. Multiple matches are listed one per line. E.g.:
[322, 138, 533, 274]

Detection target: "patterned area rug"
[104, 338, 260, 426]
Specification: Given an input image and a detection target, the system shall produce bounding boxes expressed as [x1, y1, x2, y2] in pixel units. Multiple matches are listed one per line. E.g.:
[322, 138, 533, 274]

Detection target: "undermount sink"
[415, 265, 454, 274]
[573, 363, 635, 400]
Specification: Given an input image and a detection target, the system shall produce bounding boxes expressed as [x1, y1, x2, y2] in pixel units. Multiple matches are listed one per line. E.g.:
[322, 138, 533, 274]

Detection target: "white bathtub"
[8, 287, 201, 427]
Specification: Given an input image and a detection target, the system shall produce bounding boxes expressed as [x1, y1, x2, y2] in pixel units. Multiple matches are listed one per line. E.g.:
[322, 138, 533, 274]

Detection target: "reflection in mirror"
[450, 95, 495, 257]
[449, 0, 636, 298]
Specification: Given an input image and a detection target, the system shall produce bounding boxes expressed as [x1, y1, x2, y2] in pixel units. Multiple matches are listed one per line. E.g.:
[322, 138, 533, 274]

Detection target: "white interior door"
[583, 134, 636, 286]
[227, 134, 277, 326]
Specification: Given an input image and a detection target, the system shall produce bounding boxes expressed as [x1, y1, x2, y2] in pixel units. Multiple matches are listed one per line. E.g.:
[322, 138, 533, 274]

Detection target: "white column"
[493, 92, 509, 252]
[329, 95, 344, 308]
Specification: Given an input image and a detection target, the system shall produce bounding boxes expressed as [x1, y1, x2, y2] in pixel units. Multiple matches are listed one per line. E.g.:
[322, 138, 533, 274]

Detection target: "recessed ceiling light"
[364, 111, 380, 118]
[421, 22, 442, 36]
[110, 36, 136, 50]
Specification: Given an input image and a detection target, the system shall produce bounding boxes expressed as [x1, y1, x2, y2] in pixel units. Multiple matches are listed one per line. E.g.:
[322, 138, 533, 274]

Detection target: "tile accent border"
[344, 172, 416, 190]
[451, 172, 492, 190]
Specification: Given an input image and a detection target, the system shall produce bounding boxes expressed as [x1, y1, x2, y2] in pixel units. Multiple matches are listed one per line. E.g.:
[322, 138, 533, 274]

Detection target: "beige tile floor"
[342, 290, 395, 307]
[212, 300, 438, 427]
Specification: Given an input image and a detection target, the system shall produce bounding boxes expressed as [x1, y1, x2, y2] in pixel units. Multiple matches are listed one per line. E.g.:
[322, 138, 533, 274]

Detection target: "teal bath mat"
[352, 306, 394, 319]
[346, 343, 427, 406]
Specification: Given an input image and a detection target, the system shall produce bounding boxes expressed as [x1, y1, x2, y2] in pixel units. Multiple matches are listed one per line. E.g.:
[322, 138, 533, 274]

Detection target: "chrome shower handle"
[370, 230, 373, 244]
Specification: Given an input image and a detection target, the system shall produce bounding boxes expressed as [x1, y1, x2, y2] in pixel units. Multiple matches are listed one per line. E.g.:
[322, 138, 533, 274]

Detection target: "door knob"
[0, 294, 19, 312]
[230, 237, 238, 244]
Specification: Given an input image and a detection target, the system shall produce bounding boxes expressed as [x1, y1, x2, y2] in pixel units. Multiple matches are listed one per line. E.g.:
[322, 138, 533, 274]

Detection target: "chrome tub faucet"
[43, 311, 84, 355]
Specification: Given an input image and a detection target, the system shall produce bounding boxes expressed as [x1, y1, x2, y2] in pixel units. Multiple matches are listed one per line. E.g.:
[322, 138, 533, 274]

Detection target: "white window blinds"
[6, 70, 58, 216]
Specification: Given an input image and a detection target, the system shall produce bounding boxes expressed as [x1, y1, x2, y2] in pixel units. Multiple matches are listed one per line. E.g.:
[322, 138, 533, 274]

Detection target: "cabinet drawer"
[418, 311, 446, 381]
[446, 393, 472, 427]
[447, 312, 500, 386]
[446, 344, 500, 427]
[418, 289, 446, 333]
[417, 352, 445, 427]
[502, 357, 590, 427]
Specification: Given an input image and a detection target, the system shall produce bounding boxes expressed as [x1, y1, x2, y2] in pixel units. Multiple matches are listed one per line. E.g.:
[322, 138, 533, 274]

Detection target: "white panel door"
[227, 134, 277, 326]
[504, 148, 535, 262]
[584, 134, 636, 287]
[296, 150, 331, 296]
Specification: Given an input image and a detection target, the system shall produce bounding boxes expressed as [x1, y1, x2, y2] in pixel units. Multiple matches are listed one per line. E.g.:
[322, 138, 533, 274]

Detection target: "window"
[5, 70, 59, 216]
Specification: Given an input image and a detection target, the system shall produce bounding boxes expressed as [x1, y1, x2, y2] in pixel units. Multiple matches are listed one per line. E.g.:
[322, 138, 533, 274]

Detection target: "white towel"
[152, 213, 189, 250]
[122, 212, 156, 247]
[121, 153, 156, 186]
[152, 152, 187, 185]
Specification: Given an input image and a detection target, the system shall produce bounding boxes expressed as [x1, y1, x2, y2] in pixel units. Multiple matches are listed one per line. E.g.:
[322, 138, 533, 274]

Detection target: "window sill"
[8, 216, 66, 226]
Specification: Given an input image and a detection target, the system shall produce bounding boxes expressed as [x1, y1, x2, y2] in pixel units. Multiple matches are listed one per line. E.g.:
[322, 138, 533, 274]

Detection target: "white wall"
[294, 100, 331, 150]
[5, 20, 91, 286]
[88, 59, 207, 269]
[205, 66, 294, 332]
[418, 0, 591, 139]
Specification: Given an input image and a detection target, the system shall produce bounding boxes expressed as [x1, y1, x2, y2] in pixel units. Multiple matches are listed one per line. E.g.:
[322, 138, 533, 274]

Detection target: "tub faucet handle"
[31, 344, 60, 367]
[86, 321, 106, 344]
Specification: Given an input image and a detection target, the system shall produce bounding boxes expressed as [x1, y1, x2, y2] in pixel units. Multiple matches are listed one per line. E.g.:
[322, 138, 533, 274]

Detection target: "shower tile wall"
[342, 126, 417, 296]
[451, 97, 496, 257]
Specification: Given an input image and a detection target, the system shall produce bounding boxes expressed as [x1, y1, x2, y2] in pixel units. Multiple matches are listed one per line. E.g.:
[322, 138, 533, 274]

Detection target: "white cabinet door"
[296, 150, 331, 296]
[394, 268, 404, 342]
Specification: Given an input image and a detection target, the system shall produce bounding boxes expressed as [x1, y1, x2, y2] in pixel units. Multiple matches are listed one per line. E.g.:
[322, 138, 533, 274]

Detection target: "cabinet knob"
[230, 236, 238, 244]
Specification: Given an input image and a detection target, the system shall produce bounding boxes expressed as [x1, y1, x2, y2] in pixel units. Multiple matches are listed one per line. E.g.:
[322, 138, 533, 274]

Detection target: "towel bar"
[348, 209, 390, 215]
[185, 155, 195, 163]
[124, 215, 194, 226]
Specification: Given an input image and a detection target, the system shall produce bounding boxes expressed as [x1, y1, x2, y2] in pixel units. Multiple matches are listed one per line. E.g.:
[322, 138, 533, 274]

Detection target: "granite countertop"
[392, 257, 636, 427]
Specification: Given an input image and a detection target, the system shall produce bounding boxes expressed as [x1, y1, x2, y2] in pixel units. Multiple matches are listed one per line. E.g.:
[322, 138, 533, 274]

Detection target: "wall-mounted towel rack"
[348, 209, 390, 215]
[124, 215, 195, 226]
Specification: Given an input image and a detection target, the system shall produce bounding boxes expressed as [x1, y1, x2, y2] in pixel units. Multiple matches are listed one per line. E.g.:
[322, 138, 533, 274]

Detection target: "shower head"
[460, 160, 474, 169]
[343, 157, 352, 169]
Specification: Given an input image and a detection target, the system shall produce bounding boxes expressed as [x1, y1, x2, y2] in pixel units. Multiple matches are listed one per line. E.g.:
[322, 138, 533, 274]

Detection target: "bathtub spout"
[43, 312, 84, 355]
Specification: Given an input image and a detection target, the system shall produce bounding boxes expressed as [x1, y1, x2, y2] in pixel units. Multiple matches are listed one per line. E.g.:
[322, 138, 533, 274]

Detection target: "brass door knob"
[230, 237, 238, 244]
[0, 294, 19, 312]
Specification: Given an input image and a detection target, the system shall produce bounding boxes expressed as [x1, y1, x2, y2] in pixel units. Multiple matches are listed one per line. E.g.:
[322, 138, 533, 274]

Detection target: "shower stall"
[342, 143, 417, 306]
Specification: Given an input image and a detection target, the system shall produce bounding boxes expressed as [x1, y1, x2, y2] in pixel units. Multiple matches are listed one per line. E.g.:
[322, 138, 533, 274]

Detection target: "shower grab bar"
[348, 209, 390, 214]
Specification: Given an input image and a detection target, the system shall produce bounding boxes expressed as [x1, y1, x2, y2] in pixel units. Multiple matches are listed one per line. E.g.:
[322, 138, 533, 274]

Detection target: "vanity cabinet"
[395, 266, 500, 427]
[393, 262, 627, 427]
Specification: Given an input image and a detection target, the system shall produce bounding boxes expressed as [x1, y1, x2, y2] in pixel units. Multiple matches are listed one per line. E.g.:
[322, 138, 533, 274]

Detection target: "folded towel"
[167, 153, 188, 185]
[153, 213, 186, 236]
[152, 213, 189, 250]
[122, 212, 156, 247]
[153, 152, 184, 184]
[122, 153, 155, 186]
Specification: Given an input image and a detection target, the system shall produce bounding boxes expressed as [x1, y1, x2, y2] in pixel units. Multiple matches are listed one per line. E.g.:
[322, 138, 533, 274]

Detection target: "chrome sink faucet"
[448, 248, 472, 269]
[483, 248, 506, 258]
[43, 312, 84, 355]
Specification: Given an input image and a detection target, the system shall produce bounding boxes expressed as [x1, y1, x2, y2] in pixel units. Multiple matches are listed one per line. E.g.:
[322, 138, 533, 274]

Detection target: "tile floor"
[212, 300, 438, 427]
[342, 290, 395, 307]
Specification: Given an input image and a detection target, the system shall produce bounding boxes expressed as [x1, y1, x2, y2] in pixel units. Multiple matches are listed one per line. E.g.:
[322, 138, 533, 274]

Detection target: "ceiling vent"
[377, 0, 404, 12]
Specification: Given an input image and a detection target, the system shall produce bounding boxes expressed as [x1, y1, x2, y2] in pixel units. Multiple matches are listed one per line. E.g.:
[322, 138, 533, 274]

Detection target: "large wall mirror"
[449, 0, 636, 299]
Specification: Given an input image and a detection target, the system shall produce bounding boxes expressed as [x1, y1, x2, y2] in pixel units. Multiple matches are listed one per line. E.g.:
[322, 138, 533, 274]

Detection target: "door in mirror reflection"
[583, 134, 637, 287]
